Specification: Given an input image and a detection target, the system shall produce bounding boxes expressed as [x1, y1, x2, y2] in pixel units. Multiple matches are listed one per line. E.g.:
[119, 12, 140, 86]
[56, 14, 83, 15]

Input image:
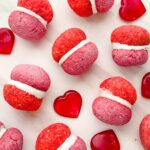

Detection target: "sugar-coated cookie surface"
[52, 28, 98, 75]
[8, 0, 53, 40]
[140, 114, 150, 150]
[68, 0, 114, 17]
[3, 64, 51, 111]
[92, 76, 137, 125]
[111, 25, 150, 66]
[0, 121, 23, 150]
[36, 123, 87, 150]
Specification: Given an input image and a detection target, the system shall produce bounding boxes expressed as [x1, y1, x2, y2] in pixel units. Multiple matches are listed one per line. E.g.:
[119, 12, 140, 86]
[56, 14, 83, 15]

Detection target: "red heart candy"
[119, 0, 146, 21]
[54, 90, 82, 118]
[90, 130, 120, 150]
[0, 28, 15, 54]
[142, 72, 150, 98]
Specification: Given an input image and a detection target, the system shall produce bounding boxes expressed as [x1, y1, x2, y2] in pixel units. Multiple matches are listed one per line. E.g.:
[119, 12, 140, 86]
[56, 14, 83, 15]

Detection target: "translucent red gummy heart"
[53, 90, 82, 118]
[91, 130, 120, 150]
[0, 28, 15, 54]
[142, 72, 150, 98]
[119, 0, 146, 21]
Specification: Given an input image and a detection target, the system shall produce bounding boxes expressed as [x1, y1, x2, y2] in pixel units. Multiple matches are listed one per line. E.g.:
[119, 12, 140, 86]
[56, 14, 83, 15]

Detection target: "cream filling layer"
[100, 89, 132, 109]
[16, 6, 47, 28]
[59, 40, 90, 65]
[112, 42, 149, 51]
[57, 135, 77, 150]
[90, 0, 97, 14]
[0, 126, 7, 138]
[8, 80, 45, 99]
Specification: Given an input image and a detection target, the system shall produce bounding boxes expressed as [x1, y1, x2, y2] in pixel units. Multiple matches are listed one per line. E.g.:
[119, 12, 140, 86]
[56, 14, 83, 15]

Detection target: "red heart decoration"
[53, 90, 82, 118]
[119, 0, 146, 21]
[0, 28, 15, 54]
[90, 130, 120, 150]
[142, 72, 150, 98]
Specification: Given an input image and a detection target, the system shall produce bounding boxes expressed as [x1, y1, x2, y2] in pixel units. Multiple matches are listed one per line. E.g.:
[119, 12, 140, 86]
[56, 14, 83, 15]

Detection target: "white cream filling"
[8, 80, 45, 99]
[0, 126, 7, 138]
[59, 40, 90, 65]
[57, 135, 77, 150]
[112, 42, 149, 51]
[100, 89, 132, 109]
[90, 0, 97, 14]
[16, 6, 47, 28]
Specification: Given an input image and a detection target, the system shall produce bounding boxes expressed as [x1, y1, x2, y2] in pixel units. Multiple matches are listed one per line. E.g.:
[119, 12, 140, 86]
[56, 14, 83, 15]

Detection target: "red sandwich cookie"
[36, 123, 87, 150]
[140, 114, 150, 150]
[92, 76, 137, 126]
[52, 28, 98, 75]
[3, 64, 51, 111]
[0, 121, 23, 150]
[8, 0, 53, 40]
[111, 25, 150, 66]
[68, 0, 114, 17]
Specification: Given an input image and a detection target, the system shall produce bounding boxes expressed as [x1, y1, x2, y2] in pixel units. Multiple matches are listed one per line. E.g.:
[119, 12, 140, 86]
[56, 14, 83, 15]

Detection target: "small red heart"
[90, 130, 120, 150]
[142, 72, 150, 98]
[0, 28, 15, 54]
[53, 90, 82, 118]
[119, 0, 146, 21]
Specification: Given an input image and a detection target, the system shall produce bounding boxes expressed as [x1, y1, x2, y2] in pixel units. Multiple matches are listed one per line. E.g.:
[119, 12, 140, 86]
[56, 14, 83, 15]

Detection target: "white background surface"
[0, 0, 150, 149]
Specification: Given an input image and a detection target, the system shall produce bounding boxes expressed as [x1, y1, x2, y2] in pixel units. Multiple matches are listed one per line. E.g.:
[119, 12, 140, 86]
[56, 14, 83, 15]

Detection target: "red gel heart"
[54, 90, 82, 118]
[0, 28, 15, 54]
[142, 72, 150, 98]
[90, 130, 120, 150]
[119, 0, 146, 21]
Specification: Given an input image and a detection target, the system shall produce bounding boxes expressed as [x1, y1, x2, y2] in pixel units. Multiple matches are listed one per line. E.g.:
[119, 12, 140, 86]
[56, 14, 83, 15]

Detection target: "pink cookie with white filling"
[68, 0, 114, 17]
[111, 25, 150, 66]
[52, 28, 98, 75]
[3, 64, 51, 111]
[36, 123, 87, 150]
[8, 0, 53, 40]
[92, 76, 137, 126]
[0, 121, 23, 150]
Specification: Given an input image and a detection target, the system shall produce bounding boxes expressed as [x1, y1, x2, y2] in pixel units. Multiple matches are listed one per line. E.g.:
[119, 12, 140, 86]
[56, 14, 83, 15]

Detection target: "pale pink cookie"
[8, 0, 53, 40]
[52, 28, 98, 75]
[36, 123, 87, 150]
[3, 64, 51, 111]
[92, 76, 137, 126]
[0, 122, 23, 150]
[68, 0, 114, 17]
[111, 25, 150, 66]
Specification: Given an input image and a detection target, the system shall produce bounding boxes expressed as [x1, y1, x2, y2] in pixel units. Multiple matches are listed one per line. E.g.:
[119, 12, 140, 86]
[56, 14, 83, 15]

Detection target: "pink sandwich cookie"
[0, 122, 23, 150]
[140, 114, 150, 150]
[36, 123, 87, 150]
[8, 0, 53, 40]
[52, 28, 98, 75]
[92, 76, 137, 126]
[68, 0, 114, 17]
[3, 64, 51, 111]
[111, 25, 150, 66]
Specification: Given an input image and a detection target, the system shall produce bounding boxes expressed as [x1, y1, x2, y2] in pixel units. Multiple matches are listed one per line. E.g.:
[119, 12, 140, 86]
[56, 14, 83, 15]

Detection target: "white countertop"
[0, 0, 150, 149]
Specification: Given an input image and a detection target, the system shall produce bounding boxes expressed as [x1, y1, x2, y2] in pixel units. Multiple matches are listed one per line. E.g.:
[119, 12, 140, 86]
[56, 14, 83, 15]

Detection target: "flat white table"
[0, 0, 150, 149]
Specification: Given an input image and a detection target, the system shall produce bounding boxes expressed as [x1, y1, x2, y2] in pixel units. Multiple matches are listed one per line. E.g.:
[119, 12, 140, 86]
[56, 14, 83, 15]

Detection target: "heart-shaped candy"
[54, 90, 82, 118]
[142, 72, 150, 98]
[90, 130, 120, 150]
[0, 28, 15, 54]
[119, 0, 146, 21]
